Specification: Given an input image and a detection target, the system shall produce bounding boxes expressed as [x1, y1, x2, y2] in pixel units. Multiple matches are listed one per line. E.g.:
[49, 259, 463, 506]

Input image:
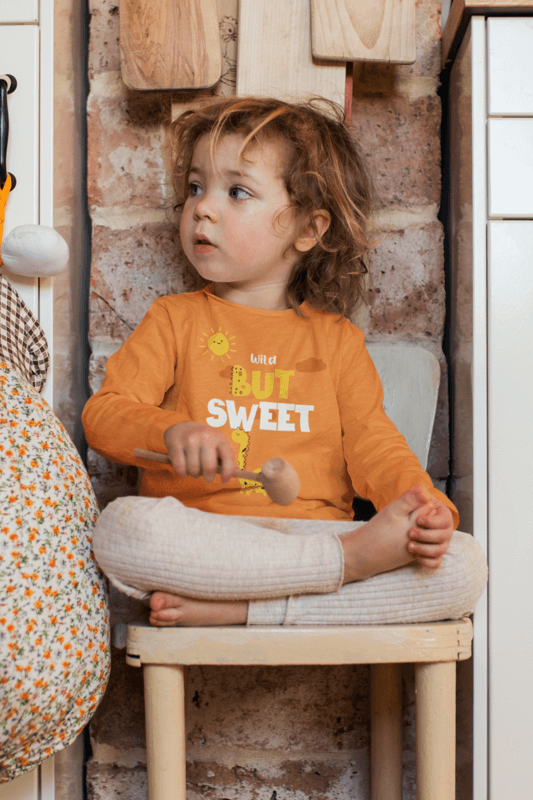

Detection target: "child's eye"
[229, 185, 251, 200]
[188, 182, 202, 196]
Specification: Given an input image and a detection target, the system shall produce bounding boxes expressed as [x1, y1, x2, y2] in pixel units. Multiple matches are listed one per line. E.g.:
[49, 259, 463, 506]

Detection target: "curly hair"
[164, 96, 375, 317]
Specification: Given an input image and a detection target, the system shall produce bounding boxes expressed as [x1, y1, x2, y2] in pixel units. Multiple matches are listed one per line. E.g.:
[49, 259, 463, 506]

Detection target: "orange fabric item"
[83, 286, 458, 526]
[0, 173, 11, 266]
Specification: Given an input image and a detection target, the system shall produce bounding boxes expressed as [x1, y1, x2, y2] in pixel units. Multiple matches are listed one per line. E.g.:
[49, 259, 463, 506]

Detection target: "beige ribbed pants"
[94, 495, 487, 625]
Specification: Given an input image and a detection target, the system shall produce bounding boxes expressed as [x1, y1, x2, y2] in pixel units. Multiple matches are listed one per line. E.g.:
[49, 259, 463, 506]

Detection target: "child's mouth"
[193, 235, 216, 254]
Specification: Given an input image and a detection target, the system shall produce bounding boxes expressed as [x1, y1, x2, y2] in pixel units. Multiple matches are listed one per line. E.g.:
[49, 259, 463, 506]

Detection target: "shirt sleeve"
[336, 324, 459, 529]
[82, 299, 190, 469]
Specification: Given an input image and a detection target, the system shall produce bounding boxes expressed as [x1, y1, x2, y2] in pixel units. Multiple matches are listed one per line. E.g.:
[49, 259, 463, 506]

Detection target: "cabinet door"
[488, 220, 533, 797]
[0, 25, 39, 312]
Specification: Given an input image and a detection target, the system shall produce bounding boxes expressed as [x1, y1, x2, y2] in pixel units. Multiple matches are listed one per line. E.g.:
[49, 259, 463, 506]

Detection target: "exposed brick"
[88, 0, 120, 77]
[89, 224, 203, 344]
[187, 664, 369, 752]
[90, 649, 146, 752]
[186, 757, 365, 800]
[87, 91, 169, 210]
[350, 95, 441, 210]
[366, 223, 445, 339]
[87, 763, 147, 800]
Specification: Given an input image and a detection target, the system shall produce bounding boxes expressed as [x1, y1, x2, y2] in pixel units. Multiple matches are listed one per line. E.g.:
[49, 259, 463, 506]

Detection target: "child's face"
[180, 133, 302, 301]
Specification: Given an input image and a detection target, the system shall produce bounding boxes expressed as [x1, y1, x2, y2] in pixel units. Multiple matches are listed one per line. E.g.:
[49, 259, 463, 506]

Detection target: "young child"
[83, 97, 486, 628]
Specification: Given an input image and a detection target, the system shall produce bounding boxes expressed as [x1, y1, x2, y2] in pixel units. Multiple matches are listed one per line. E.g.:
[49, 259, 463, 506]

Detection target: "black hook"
[0, 74, 17, 191]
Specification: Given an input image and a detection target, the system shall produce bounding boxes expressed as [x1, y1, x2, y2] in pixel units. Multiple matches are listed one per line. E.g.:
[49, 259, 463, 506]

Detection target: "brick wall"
[82, 2, 473, 798]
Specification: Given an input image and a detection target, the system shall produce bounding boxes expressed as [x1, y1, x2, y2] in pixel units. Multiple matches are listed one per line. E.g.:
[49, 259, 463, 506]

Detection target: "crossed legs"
[94, 488, 487, 628]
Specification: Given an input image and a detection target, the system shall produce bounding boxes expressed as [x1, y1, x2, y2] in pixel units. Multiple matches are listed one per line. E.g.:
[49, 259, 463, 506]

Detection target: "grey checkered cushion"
[0, 273, 49, 392]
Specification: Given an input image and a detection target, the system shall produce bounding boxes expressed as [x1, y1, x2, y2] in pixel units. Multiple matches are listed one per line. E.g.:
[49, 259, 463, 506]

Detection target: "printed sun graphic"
[200, 327, 237, 362]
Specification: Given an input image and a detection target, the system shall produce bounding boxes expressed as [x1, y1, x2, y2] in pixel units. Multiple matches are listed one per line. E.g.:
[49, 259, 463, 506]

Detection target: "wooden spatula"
[120, 0, 222, 91]
[310, 0, 416, 64]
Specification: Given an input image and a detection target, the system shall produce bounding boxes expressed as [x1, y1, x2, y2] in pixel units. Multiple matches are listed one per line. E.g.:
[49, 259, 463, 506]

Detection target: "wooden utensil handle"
[134, 448, 171, 464]
[133, 448, 261, 482]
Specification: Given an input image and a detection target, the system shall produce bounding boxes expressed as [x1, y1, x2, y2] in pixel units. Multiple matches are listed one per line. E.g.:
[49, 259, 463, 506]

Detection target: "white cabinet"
[449, 16, 533, 800]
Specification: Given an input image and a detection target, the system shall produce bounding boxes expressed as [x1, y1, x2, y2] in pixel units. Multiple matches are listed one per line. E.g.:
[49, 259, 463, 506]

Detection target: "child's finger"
[415, 503, 453, 530]
[408, 525, 451, 546]
[414, 554, 443, 570]
[183, 440, 202, 477]
[199, 441, 219, 482]
[167, 446, 188, 477]
[216, 439, 236, 483]
[407, 536, 449, 560]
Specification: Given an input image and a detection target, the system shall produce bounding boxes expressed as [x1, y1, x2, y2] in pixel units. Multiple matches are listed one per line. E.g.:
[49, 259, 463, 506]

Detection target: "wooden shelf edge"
[442, 1, 533, 68]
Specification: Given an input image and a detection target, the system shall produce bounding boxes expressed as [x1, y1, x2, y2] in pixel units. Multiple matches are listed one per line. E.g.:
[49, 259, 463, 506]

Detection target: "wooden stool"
[126, 618, 472, 800]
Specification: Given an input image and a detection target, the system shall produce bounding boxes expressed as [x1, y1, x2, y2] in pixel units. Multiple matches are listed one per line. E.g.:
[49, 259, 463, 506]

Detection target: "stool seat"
[126, 617, 472, 666]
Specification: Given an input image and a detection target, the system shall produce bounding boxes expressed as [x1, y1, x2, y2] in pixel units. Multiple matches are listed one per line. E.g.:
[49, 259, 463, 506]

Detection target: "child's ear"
[295, 210, 331, 253]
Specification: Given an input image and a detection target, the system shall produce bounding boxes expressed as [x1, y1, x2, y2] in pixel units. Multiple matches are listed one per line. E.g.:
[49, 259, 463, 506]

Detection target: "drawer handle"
[0, 74, 17, 192]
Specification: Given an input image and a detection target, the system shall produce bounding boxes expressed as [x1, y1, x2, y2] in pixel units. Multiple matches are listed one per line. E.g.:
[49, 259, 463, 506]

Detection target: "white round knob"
[1, 224, 69, 277]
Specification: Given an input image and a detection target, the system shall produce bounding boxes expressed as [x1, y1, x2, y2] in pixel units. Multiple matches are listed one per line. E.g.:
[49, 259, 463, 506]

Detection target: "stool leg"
[143, 664, 187, 800]
[415, 661, 456, 800]
[370, 663, 403, 800]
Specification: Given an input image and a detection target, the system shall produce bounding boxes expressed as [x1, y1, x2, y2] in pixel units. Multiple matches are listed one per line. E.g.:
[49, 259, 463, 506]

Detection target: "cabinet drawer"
[488, 119, 533, 218]
[0, 1, 38, 24]
[488, 18, 533, 116]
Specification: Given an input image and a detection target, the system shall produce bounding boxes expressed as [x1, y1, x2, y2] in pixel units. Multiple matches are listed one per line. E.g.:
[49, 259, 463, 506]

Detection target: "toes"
[149, 591, 183, 612]
[149, 592, 167, 611]
[149, 606, 184, 626]
[392, 485, 433, 518]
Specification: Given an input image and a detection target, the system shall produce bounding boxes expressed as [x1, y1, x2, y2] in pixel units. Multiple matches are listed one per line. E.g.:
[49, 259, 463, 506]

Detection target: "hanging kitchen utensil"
[120, 0, 222, 90]
[310, 0, 416, 64]
[0, 74, 17, 192]
[237, 0, 346, 106]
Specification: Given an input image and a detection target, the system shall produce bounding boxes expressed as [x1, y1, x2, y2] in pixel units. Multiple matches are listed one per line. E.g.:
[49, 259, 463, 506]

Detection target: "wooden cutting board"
[310, 0, 416, 64]
[120, 0, 222, 90]
[237, 0, 346, 106]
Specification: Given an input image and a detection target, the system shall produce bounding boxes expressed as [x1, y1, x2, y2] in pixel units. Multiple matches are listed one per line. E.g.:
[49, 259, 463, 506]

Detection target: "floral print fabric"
[0, 362, 110, 782]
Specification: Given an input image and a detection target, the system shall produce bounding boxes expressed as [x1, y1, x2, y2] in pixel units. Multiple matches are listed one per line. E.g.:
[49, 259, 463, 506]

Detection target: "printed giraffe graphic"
[231, 427, 266, 496]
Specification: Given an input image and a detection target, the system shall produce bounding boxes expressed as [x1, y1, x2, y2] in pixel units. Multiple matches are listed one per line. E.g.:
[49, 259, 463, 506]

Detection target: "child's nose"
[193, 194, 218, 222]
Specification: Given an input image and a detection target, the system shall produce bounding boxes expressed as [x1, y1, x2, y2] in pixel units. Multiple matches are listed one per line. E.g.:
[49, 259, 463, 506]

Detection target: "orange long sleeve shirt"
[82, 286, 458, 526]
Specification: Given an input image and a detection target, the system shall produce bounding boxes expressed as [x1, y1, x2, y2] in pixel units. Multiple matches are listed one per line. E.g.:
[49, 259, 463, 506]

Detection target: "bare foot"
[340, 485, 434, 584]
[149, 591, 248, 627]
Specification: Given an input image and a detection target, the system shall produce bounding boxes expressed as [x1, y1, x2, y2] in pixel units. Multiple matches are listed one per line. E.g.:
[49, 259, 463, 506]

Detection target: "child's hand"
[406, 500, 454, 569]
[164, 421, 236, 483]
